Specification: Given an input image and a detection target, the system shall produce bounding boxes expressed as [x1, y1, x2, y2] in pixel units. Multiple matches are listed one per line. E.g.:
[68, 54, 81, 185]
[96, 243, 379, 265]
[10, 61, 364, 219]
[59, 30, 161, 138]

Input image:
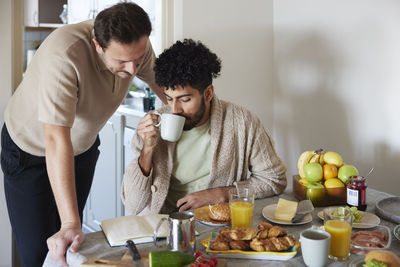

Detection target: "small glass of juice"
[229, 187, 254, 228]
[323, 206, 353, 261]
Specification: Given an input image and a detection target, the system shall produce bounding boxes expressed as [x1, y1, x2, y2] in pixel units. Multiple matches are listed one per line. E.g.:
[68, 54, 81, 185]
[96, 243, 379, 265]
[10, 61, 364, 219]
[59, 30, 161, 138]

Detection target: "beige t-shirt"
[165, 120, 211, 211]
[4, 20, 156, 156]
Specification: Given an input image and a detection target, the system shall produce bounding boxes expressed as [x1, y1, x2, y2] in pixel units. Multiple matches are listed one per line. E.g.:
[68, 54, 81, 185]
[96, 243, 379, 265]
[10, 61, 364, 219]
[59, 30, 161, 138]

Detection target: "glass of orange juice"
[323, 206, 353, 261]
[229, 187, 254, 228]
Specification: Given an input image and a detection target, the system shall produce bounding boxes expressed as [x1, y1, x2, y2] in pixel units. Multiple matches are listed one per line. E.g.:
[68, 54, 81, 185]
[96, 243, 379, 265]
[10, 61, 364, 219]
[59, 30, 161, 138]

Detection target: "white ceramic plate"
[262, 204, 312, 225]
[317, 210, 381, 229]
[194, 206, 230, 227]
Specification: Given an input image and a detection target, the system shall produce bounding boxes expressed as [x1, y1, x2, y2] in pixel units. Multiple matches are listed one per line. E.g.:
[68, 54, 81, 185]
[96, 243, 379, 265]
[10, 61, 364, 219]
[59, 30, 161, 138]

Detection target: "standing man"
[121, 39, 287, 215]
[1, 3, 164, 267]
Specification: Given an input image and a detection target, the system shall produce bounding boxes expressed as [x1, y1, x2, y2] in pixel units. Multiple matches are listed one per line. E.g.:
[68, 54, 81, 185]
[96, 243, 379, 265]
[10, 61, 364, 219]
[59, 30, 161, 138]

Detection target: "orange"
[323, 164, 338, 179]
[324, 178, 344, 188]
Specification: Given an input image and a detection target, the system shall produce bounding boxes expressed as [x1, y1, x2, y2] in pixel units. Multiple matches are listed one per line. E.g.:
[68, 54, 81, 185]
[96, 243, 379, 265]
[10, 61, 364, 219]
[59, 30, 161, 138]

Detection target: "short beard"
[183, 97, 206, 131]
[100, 54, 132, 78]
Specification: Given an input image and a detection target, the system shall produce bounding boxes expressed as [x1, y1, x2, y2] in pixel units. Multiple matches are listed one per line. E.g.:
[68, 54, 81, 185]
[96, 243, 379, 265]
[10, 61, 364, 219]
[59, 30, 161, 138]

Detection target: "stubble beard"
[183, 97, 206, 131]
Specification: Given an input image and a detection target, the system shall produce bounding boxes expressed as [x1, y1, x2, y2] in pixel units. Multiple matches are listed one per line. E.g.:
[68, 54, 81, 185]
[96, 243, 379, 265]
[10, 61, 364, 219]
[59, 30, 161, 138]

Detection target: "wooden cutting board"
[81, 251, 226, 267]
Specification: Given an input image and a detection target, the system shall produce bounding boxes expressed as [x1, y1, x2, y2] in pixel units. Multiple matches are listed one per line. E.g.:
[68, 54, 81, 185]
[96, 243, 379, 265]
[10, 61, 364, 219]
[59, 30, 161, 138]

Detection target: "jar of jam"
[346, 176, 367, 211]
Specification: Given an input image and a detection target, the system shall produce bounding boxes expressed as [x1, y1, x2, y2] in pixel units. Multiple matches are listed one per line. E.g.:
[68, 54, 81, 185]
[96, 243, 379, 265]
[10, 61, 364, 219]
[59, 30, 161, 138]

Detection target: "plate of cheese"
[262, 199, 313, 225]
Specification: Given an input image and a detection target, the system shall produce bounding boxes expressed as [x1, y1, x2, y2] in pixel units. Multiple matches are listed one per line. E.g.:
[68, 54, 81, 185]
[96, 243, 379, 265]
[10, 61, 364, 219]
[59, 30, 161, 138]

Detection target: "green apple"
[305, 182, 324, 189]
[323, 151, 343, 167]
[338, 164, 359, 184]
[304, 162, 323, 183]
[306, 182, 325, 205]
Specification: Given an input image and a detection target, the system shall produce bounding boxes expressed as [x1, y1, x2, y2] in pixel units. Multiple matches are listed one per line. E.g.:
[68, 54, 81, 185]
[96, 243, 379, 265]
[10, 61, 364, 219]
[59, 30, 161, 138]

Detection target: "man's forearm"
[44, 124, 80, 228]
[138, 148, 154, 176]
[216, 186, 235, 202]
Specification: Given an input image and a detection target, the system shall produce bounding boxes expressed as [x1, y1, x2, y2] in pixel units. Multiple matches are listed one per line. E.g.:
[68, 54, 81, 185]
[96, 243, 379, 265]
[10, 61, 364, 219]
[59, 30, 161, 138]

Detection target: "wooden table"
[43, 188, 400, 267]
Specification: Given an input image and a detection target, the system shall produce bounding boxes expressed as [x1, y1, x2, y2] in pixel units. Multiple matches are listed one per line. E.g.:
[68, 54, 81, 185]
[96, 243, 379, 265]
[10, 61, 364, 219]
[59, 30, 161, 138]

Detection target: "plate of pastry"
[262, 204, 312, 225]
[200, 222, 299, 260]
[194, 203, 230, 226]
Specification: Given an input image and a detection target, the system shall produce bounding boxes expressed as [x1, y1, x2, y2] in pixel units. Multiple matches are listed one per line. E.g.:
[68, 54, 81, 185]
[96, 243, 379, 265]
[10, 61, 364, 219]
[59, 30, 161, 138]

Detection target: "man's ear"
[204, 85, 214, 102]
[92, 38, 103, 54]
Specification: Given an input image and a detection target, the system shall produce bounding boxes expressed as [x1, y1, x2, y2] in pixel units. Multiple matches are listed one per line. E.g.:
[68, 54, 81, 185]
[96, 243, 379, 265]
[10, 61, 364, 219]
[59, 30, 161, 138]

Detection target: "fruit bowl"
[292, 175, 346, 207]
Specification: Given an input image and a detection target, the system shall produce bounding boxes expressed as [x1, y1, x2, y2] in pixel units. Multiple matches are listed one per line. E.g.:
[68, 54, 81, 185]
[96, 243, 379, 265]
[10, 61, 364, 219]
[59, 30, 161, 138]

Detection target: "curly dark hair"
[94, 3, 152, 49]
[154, 39, 222, 92]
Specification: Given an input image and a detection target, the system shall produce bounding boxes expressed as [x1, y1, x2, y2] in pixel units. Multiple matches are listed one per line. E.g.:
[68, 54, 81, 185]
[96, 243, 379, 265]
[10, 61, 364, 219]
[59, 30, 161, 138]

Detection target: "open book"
[101, 213, 169, 247]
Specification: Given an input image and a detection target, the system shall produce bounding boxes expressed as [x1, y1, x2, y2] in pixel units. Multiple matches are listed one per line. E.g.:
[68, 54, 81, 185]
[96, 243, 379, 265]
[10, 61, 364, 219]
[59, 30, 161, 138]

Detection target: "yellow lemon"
[324, 178, 345, 188]
[323, 151, 343, 167]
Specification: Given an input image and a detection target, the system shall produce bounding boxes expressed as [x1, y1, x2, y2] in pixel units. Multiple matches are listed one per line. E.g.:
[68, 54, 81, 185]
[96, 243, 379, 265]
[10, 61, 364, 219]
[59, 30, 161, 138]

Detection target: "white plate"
[317, 210, 381, 229]
[194, 206, 230, 227]
[196, 219, 230, 227]
[262, 204, 312, 225]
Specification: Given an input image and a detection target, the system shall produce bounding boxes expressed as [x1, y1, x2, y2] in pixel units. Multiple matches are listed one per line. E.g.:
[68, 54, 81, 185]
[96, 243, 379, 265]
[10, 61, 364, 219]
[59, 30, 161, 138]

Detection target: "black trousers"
[1, 124, 100, 267]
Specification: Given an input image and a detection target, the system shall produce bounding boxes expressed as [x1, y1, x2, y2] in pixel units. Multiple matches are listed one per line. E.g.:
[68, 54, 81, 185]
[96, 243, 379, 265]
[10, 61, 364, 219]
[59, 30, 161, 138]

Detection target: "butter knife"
[126, 240, 144, 267]
[291, 199, 314, 223]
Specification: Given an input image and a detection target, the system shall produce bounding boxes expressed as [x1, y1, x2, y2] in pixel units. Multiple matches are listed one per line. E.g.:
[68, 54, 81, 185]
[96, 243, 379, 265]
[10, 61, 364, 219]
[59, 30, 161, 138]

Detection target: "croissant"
[210, 238, 230, 251]
[280, 235, 295, 247]
[258, 222, 273, 230]
[229, 240, 250, 250]
[263, 239, 279, 252]
[210, 230, 231, 251]
[269, 237, 289, 251]
[219, 227, 232, 238]
[268, 226, 287, 238]
[249, 236, 294, 252]
[227, 227, 258, 241]
[249, 238, 266, 252]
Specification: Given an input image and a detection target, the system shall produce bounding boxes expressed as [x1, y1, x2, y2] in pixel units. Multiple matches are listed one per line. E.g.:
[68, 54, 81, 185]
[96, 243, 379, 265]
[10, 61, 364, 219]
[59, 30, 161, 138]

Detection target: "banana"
[319, 151, 325, 165]
[297, 150, 315, 179]
[309, 153, 320, 163]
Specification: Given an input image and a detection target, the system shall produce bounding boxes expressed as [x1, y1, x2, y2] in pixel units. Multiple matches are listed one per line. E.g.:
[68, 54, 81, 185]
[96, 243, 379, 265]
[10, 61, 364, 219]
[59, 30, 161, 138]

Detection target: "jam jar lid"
[347, 175, 367, 189]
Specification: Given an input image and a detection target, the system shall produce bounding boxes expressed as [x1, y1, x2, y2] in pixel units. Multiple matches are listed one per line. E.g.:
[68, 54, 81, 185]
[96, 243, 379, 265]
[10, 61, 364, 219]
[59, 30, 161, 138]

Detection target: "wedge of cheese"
[274, 198, 298, 222]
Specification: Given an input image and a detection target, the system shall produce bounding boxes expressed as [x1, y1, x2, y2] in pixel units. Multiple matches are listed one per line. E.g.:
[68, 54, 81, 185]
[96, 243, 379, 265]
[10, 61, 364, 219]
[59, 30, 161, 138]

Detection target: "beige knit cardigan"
[121, 96, 287, 215]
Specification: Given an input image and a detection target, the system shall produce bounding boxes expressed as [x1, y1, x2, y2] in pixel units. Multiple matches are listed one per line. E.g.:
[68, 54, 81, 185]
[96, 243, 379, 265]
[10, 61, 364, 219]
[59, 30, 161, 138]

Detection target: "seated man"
[121, 39, 287, 215]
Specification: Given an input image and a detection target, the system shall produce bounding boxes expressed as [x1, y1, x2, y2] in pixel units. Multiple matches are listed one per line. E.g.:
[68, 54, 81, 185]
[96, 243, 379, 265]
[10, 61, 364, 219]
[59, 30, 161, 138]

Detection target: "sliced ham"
[351, 229, 388, 248]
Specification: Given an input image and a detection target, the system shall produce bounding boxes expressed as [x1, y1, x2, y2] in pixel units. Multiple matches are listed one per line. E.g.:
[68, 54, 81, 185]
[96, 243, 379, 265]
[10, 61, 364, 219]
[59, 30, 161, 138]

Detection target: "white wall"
[173, 0, 399, 196]
[0, 0, 13, 265]
[173, 0, 274, 128]
[273, 0, 400, 195]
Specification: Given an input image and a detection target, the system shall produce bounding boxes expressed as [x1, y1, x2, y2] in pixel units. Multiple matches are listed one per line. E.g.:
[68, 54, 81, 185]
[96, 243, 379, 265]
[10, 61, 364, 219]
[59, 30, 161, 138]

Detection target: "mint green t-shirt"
[165, 120, 211, 212]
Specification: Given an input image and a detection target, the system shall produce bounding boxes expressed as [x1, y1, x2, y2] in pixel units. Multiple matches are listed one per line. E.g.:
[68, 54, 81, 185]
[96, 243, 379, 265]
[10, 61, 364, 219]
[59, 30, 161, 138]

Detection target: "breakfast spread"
[210, 222, 296, 252]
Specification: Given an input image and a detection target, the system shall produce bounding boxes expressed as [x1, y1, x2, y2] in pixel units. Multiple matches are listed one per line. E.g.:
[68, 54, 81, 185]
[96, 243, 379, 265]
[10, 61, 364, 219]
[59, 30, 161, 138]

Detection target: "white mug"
[300, 228, 331, 267]
[154, 112, 185, 142]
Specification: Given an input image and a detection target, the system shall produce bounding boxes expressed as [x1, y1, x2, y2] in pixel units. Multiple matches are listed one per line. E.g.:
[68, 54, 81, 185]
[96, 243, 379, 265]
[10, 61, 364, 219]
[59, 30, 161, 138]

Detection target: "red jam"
[347, 176, 367, 211]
